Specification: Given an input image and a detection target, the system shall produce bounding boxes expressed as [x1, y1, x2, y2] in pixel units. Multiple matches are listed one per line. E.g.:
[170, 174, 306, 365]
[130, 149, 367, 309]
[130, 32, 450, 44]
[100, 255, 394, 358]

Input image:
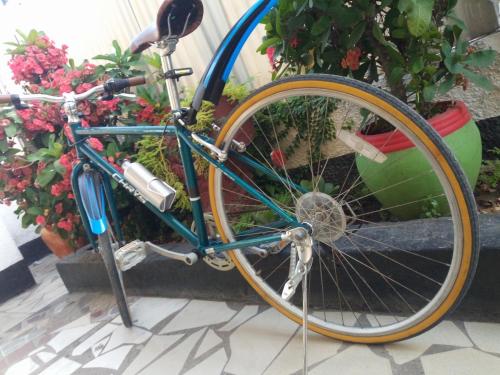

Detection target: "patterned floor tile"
[421, 348, 500, 375]
[2, 254, 500, 375]
[195, 329, 223, 358]
[384, 320, 472, 365]
[122, 334, 184, 375]
[113, 297, 188, 330]
[185, 347, 228, 375]
[218, 305, 259, 332]
[160, 300, 237, 334]
[264, 330, 341, 375]
[464, 321, 500, 354]
[140, 328, 205, 375]
[224, 308, 298, 375]
[83, 344, 133, 371]
[310, 345, 392, 375]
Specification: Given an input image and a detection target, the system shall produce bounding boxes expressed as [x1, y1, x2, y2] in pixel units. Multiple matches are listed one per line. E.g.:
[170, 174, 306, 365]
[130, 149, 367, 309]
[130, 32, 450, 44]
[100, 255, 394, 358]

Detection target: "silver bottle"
[122, 161, 177, 212]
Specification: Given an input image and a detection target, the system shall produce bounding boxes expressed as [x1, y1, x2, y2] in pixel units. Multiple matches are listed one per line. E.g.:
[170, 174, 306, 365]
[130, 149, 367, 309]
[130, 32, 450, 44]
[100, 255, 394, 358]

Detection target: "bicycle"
[0, 0, 479, 344]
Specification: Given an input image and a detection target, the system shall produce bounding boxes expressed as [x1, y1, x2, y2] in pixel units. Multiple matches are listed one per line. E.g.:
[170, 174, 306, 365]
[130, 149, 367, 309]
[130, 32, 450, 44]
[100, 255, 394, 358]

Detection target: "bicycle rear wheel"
[208, 74, 479, 343]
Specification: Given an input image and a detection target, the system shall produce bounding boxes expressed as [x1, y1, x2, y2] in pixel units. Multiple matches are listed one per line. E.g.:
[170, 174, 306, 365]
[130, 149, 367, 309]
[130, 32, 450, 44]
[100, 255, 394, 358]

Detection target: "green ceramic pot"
[355, 101, 482, 219]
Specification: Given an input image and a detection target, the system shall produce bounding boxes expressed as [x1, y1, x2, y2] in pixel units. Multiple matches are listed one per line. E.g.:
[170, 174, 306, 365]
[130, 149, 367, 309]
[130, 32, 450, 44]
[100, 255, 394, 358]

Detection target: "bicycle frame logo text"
[112, 173, 147, 204]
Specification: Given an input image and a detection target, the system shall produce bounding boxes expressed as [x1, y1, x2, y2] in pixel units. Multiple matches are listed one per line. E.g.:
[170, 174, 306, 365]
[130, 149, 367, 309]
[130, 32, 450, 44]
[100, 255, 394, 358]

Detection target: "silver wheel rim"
[213, 86, 465, 338]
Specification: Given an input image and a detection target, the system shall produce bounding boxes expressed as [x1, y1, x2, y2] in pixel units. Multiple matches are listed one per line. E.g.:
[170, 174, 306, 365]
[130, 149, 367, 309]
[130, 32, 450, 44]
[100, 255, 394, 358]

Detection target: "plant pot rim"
[356, 101, 472, 154]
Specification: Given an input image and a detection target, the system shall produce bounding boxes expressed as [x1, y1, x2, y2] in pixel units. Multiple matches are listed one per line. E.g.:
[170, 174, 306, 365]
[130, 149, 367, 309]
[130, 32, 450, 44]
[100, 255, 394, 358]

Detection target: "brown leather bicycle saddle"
[130, 0, 204, 54]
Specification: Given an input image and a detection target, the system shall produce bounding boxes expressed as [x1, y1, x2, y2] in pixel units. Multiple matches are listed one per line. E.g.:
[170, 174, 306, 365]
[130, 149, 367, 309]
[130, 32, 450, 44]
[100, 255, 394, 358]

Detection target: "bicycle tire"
[208, 74, 479, 343]
[98, 230, 132, 327]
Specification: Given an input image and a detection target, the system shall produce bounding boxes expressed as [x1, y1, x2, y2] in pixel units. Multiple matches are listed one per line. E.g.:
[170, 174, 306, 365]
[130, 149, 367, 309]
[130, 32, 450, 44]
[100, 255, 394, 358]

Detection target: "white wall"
[0, 204, 38, 272]
[0, 214, 23, 272]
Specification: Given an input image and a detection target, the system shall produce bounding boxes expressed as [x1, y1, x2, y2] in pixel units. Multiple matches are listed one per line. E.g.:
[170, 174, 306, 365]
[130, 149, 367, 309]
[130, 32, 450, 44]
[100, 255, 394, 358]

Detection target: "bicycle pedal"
[115, 240, 147, 271]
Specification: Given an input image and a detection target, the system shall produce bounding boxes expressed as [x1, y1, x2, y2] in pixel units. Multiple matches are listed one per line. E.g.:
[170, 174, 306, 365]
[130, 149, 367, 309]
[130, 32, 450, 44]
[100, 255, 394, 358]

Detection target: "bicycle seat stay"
[130, 0, 204, 54]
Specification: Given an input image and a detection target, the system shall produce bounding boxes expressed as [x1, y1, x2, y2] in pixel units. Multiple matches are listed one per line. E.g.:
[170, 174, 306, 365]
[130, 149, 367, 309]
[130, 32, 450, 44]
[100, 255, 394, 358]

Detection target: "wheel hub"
[296, 192, 346, 243]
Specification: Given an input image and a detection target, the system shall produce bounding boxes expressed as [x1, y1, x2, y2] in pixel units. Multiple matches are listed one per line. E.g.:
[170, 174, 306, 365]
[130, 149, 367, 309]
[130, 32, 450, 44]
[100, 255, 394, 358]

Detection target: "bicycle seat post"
[158, 37, 181, 112]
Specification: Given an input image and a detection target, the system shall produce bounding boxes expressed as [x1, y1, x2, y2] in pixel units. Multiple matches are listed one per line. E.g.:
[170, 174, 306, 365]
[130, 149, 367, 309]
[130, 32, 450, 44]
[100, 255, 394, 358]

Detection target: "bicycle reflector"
[78, 171, 108, 235]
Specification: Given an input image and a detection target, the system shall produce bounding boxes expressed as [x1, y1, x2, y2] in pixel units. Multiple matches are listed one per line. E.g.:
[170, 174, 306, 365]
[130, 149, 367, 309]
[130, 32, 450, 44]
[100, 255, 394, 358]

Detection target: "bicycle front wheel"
[98, 229, 132, 327]
[208, 75, 479, 343]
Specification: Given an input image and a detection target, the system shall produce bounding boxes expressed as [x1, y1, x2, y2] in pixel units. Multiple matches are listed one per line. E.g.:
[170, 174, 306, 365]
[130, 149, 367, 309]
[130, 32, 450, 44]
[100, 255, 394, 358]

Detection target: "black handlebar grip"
[104, 76, 146, 93]
[127, 76, 146, 87]
[0, 95, 12, 104]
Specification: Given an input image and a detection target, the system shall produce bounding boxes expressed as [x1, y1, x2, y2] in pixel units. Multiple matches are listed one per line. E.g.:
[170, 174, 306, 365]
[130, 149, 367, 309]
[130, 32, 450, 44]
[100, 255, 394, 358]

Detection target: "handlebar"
[0, 76, 146, 107]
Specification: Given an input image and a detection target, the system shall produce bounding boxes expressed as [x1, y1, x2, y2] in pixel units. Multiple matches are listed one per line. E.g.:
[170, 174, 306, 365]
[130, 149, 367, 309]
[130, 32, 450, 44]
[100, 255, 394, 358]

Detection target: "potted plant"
[259, 0, 496, 218]
[0, 31, 137, 256]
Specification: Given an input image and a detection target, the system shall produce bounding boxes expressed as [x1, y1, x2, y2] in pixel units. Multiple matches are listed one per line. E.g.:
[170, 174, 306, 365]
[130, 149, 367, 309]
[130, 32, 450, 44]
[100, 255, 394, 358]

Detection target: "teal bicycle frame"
[71, 121, 303, 255]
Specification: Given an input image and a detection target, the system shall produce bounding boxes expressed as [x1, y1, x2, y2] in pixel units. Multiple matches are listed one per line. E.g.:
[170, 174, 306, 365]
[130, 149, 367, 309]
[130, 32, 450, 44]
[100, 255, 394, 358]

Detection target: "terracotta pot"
[40, 227, 74, 258]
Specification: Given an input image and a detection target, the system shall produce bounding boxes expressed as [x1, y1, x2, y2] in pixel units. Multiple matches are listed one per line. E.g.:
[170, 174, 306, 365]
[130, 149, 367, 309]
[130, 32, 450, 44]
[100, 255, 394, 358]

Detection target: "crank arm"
[145, 241, 198, 265]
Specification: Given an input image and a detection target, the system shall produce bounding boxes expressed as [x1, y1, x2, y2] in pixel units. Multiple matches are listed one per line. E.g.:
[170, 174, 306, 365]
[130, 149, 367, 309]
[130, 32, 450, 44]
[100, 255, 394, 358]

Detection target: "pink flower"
[87, 137, 104, 152]
[266, 47, 276, 67]
[0, 119, 11, 127]
[57, 219, 73, 232]
[36, 215, 46, 226]
[51, 184, 63, 197]
[55, 203, 63, 215]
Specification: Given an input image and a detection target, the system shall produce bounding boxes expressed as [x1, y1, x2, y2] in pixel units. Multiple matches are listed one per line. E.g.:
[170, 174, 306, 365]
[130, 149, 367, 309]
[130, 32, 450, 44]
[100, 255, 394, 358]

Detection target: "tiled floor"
[1, 255, 500, 375]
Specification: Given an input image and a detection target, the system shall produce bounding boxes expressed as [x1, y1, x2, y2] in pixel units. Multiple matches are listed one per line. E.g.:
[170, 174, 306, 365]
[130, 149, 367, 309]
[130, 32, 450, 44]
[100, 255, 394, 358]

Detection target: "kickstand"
[302, 263, 309, 375]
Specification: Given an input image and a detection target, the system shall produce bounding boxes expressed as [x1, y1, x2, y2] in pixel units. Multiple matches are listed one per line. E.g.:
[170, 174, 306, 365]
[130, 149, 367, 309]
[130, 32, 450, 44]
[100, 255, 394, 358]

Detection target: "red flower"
[341, 47, 362, 71]
[36, 215, 46, 226]
[55, 203, 63, 215]
[290, 36, 300, 48]
[57, 219, 73, 232]
[270, 149, 287, 169]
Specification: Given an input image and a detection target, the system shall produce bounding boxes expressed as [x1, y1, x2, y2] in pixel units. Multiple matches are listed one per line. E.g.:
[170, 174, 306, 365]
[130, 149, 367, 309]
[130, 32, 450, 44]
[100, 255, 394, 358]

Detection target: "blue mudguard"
[78, 171, 108, 235]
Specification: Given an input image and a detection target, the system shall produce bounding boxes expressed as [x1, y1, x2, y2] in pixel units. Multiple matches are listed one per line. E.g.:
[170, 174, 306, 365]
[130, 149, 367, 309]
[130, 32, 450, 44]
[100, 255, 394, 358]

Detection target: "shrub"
[259, 0, 496, 117]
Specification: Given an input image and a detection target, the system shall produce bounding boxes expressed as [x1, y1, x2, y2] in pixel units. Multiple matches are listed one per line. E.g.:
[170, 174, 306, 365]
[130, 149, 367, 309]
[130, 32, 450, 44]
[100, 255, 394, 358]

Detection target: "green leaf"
[391, 28, 407, 39]
[258, 37, 281, 53]
[275, 9, 283, 37]
[398, 0, 435, 37]
[36, 168, 56, 188]
[423, 84, 437, 102]
[5, 125, 17, 137]
[462, 69, 495, 91]
[311, 16, 331, 36]
[27, 207, 43, 216]
[21, 213, 34, 228]
[106, 142, 119, 157]
[27, 149, 49, 162]
[437, 76, 455, 95]
[144, 53, 162, 69]
[112, 40, 122, 58]
[53, 160, 67, 175]
[348, 22, 366, 48]
[465, 50, 496, 68]
[372, 23, 387, 45]
[410, 56, 424, 74]
[389, 66, 405, 85]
